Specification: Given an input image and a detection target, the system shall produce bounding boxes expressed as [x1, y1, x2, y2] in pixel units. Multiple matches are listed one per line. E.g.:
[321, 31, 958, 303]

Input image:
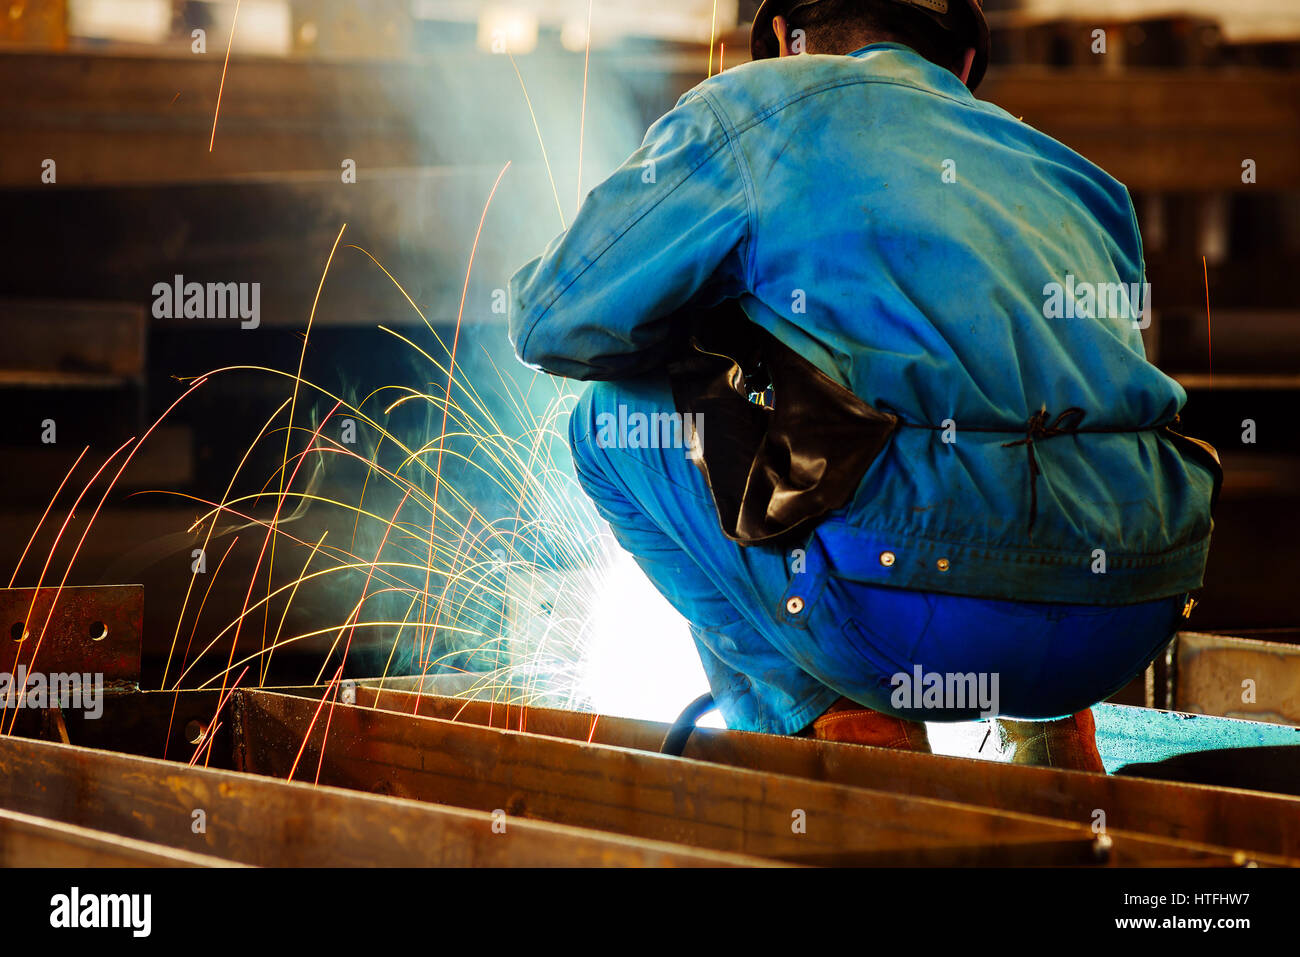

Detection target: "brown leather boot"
[801, 697, 931, 752]
[993, 708, 1106, 772]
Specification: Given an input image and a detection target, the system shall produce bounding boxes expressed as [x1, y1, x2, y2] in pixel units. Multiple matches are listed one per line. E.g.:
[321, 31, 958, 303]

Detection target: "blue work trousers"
[569, 376, 1185, 736]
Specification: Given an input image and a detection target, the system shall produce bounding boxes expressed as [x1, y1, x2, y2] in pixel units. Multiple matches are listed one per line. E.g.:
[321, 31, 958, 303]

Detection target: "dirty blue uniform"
[508, 44, 1216, 734]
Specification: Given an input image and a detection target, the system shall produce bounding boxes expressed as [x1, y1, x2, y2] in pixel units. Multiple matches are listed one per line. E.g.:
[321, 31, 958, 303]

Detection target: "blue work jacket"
[510, 43, 1215, 606]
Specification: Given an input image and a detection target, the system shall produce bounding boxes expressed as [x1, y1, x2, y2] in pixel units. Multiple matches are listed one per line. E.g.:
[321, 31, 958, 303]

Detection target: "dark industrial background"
[2, 0, 1298, 692]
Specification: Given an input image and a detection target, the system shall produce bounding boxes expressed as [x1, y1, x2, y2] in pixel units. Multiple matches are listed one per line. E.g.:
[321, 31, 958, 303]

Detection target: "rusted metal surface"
[237, 689, 1266, 867]
[3, 49, 1296, 191]
[5, 686, 342, 764]
[355, 686, 1300, 861]
[1174, 631, 1300, 726]
[358, 685, 666, 747]
[0, 808, 240, 867]
[42, 707, 70, 744]
[0, 585, 141, 686]
[977, 69, 1300, 193]
[6, 688, 232, 762]
[0, 680, 1289, 866]
[0, 0, 66, 49]
[0, 734, 768, 867]
[1, 300, 145, 383]
[355, 673, 497, 697]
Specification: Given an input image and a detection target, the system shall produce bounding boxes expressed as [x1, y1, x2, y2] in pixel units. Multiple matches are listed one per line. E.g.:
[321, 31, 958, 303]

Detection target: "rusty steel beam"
[0, 808, 241, 867]
[1, 300, 146, 385]
[5, 687, 314, 766]
[1174, 632, 1300, 727]
[978, 69, 1300, 192]
[5, 685, 346, 764]
[358, 684, 665, 748]
[2, 47, 1296, 191]
[235, 689, 1267, 867]
[0, 585, 141, 686]
[0, 734, 768, 867]
[0, 51, 422, 187]
[355, 686, 1300, 862]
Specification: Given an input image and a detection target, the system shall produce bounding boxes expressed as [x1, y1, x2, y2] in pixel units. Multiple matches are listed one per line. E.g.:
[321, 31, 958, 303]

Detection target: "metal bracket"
[0, 585, 142, 686]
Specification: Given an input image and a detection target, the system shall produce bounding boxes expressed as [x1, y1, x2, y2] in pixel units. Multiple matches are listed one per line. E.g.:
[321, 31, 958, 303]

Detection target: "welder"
[508, 0, 1220, 770]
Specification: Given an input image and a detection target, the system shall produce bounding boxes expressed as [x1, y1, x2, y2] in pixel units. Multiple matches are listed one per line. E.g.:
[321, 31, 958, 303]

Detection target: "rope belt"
[902, 407, 1171, 535]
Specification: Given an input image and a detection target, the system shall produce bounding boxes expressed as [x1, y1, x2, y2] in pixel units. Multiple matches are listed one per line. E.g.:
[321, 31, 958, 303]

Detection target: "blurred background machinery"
[1, 0, 1298, 700]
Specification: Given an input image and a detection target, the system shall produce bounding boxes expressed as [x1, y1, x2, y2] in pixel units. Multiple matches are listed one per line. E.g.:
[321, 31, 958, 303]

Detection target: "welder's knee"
[567, 375, 698, 513]
[568, 380, 636, 507]
[568, 380, 619, 476]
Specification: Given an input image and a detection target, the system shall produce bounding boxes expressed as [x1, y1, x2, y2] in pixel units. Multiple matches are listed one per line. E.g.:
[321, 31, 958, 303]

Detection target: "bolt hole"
[88, 620, 108, 641]
[184, 720, 205, 745]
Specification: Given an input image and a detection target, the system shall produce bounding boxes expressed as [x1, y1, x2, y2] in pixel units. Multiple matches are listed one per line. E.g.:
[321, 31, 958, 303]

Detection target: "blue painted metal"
[1096, 702, 1300, 773]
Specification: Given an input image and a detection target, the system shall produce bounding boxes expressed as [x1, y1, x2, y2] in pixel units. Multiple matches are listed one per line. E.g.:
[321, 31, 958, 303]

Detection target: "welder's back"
[510, 42, 1216, 605]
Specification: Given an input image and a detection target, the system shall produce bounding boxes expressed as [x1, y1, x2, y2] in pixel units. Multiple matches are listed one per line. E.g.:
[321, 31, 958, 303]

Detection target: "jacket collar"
[845, 41, 973, 100]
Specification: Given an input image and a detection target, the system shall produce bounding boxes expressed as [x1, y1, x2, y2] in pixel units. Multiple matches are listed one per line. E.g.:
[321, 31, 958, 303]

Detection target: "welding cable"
[661, 692, 717, 756]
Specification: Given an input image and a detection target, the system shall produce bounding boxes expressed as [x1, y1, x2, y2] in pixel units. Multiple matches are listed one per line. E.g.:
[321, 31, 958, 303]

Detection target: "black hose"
[660, 692, 716, 756]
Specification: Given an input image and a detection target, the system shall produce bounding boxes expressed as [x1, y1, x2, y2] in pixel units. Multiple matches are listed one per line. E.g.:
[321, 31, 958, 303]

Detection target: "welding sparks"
[1204, 255, 1213, 387]
[164, 536, 239, 760]
[577, 0, 595, 213]
[8, 446, 87, 589]
[267, 226, 347, 680]
[191, 665, 247, 767]
[14, 38, 708, 771]
[209, 0, 242, 152]
[508, 55, 566, 229]
[287, 664, 343, 782]
[707, 0, 718, 77]
[137, 311, 624, 708]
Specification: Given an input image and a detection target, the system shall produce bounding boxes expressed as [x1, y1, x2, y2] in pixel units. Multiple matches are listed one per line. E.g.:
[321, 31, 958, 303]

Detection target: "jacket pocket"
[777, 517, 932, 674]
[670, 303, 898, 547]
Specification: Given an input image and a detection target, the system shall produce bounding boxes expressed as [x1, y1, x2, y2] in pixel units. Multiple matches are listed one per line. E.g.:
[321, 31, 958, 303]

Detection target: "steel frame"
[0, 674, 1296, 866]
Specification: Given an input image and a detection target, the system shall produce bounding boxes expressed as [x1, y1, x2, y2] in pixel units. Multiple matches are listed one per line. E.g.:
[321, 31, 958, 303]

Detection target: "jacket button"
[936, 558, 951, 572]
[785, 596, 805, 615]
[879, 551, 896, 567]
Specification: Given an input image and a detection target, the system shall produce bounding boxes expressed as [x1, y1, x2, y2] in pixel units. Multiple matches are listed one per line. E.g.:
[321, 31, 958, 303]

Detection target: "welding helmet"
[749, 0, 991, 91]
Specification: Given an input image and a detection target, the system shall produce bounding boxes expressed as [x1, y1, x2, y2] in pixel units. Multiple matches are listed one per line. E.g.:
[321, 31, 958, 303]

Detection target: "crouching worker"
[508, 0, 1220, 771]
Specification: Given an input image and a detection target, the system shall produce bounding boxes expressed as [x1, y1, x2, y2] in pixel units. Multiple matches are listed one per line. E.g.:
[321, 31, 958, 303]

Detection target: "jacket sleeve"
[508, 89, 752, 381]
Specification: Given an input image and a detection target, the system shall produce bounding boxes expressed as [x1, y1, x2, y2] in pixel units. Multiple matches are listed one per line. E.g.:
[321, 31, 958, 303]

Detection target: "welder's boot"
[993, 708, 1106, 773]
[801, 697, 931, 752]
